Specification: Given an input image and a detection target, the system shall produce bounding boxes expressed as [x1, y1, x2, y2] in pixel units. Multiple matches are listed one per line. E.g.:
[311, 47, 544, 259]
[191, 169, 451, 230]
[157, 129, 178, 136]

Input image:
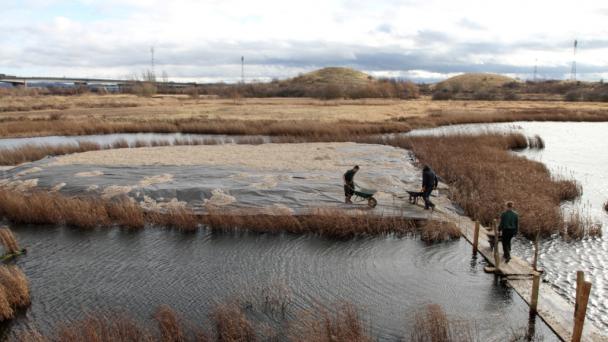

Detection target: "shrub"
[472, 90, 496, 100]
[318, 83, 344, 100]
[131, 82, 157, 97]
[432, 89, 453, 100]
[564, 91, 581, 102]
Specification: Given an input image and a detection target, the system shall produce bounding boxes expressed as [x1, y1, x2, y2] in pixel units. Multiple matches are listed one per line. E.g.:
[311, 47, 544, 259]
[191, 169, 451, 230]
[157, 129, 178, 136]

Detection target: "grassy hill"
[435, 73, 516, 93]
[288, 67, 374, 86]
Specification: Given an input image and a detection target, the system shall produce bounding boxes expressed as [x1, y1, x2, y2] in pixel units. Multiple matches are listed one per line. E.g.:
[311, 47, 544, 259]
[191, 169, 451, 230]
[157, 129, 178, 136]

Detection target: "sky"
[1, 0, 608, 83]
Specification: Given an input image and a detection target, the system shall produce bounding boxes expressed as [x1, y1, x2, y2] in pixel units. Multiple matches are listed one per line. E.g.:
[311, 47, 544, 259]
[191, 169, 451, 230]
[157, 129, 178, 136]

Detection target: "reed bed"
[0, 227, 20, 254]
[14, 301, 516, 342]
[360, 133, 581, 238]
[410, 304, 476, 342]
[0, 141, 102, 165]
[292, 303, 371, 342]
[0, 265, 30, 321]
[419, 221, 462, 243]
[0, 187, 459, 241]
[0, 117, 411, 140]
[562, 208, 603, 240]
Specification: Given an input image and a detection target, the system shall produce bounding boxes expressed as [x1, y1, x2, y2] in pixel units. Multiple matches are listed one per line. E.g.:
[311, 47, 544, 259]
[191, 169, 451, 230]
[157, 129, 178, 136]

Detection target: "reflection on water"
[411, 121, 608, 329]
[1, 226, 553, 340]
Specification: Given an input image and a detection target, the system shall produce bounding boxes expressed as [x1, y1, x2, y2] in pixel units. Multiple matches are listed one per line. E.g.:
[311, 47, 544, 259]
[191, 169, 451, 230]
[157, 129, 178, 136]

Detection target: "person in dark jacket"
[498, 201, 519, 263]
[421, 165, 437, 210]
[343, 165, 359, 204]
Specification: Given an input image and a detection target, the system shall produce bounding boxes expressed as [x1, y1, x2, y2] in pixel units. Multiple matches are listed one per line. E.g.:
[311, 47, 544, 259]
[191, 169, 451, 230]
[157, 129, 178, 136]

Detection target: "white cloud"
[1, 0, 608, 82]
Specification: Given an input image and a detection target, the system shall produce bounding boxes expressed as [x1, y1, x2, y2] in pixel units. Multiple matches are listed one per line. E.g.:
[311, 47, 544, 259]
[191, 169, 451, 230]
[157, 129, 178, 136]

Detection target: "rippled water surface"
[412, 121, 608, 330]
[0, 227, 553, 340]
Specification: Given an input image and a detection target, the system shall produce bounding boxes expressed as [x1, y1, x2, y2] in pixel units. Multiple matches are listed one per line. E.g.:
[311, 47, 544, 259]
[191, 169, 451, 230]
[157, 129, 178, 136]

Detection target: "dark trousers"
[422, 189, 434, 209]
[501, 229, 516, 259]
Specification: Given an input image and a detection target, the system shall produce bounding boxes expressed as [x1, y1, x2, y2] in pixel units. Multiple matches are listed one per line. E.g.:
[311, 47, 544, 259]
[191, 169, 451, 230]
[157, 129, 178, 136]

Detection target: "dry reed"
[562, 208, 603, 240]
[0, 141, 102, 165]
[55, 313, 154, 342]
[291, 303, 371, 342]
[410, 304, 475, 342]
[0, 187, 459, 242]
[154, 305, 188, 342]
[0, 265, 30, 321]
[14, 302, 550, 341]
[212, 303, 257, 342]
[419, 221, 462, 243]
[0, 227, 20, 254]
[361, 134, 580, 238]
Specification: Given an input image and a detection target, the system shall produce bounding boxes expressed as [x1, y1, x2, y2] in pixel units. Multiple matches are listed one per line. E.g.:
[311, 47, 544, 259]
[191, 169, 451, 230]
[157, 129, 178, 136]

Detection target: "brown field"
[1, 95, 608, 138]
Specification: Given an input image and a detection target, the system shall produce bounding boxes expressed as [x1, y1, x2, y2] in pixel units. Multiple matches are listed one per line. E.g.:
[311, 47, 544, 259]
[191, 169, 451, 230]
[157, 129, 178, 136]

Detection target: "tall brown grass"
[419, 221, 461, 243]
[361, 133, 581, 238]
[0, 227, 20, 254]
[0, 187, 459, 241]
[562, 208, 603, 240]
[57, 313, 153, 341]
[0, 265, 30, 321]
[0, 141, 102, 165]
[292, 303, 371, 342]
[15, 301, 508, 342]
[212, 303, 257, 342]
[410, 304, 475, 342]
[0, 117, 411, 139]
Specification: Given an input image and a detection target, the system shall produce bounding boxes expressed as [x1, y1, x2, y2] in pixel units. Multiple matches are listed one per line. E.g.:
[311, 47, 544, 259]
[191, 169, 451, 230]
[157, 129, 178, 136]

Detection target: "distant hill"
[435, 73, 516, 92]
[288, 67, 374, 86]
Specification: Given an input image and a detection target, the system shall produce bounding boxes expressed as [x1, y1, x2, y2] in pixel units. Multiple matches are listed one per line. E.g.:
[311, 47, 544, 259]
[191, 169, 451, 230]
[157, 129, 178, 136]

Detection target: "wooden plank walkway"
[438, 209, 608, 341]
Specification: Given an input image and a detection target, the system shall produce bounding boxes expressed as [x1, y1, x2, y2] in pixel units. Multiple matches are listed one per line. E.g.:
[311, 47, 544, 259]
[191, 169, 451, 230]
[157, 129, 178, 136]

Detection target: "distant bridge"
[0, 74, 198, 88]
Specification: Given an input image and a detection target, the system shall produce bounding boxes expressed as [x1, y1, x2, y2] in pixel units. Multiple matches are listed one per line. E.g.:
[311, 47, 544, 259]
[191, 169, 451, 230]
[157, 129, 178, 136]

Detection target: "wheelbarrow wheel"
[367, 197, 377, 208]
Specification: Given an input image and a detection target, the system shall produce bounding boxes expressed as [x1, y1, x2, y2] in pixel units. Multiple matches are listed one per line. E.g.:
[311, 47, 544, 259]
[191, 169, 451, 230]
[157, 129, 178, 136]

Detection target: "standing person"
[343, 165, 359, 204]
[421, 165, 437, 210]
[499, 201, 519, 263]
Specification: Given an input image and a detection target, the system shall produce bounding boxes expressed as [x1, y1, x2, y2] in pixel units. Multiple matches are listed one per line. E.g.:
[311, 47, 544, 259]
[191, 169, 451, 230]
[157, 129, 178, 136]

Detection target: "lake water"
[0, 226, 553, 340]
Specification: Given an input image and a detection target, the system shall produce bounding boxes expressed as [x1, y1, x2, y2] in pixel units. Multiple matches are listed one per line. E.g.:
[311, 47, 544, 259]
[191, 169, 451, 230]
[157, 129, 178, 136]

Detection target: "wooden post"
[532, 232, 540, 271]
[473, 221, 480, 253]
[493, 219, 500, 268]
[572, 281, 592, 342]
[574, 271, 585, 318]
[530, 274, 540, 312]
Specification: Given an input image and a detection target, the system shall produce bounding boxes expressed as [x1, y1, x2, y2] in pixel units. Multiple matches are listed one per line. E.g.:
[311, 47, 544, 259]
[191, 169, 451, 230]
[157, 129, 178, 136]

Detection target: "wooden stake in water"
[473, 220, 480, 254]
[533, 232, 540, 271]
[574, 271, 585, 318]
[493, 219, 500, 268]
[531, 274, 540, 313]
[572, 281, 592, 342]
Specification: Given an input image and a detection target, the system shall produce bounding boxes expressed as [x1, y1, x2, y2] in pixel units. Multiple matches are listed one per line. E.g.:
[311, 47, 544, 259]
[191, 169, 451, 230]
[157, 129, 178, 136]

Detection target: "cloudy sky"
[2, 0, 608, 83]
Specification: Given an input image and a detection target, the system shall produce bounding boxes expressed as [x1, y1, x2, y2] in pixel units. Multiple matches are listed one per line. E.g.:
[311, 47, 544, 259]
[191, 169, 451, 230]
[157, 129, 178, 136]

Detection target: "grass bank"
[0, 188, 461, 241]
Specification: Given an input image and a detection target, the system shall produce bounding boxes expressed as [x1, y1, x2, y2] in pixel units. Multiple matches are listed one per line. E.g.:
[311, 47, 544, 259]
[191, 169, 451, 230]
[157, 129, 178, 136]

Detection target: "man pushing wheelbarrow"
[343, 165, 378, 208]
